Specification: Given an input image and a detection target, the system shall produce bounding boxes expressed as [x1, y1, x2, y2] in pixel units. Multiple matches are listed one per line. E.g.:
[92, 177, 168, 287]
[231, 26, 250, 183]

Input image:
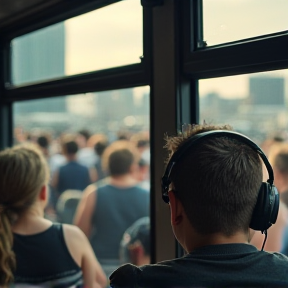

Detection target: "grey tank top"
[90, 184, 149, 261]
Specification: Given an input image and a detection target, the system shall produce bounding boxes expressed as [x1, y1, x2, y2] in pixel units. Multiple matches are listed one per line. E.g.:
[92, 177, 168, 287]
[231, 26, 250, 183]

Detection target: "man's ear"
[169, 191, 184, 226]
[39, 185, 47, 201]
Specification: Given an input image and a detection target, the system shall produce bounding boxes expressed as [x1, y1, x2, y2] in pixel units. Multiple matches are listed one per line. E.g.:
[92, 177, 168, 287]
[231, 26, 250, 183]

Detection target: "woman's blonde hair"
[0, 143, 50, 285]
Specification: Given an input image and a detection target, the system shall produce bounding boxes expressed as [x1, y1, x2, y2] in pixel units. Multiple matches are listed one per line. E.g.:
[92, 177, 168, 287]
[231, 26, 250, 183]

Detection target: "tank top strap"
[13, 222, 83, 287]
[50, 223, 75, 263]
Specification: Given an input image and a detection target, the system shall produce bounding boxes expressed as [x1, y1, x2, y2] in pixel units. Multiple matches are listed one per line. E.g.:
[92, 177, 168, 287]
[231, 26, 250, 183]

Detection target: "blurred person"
[134, 158, 150, 191]
[76, 129, 98, 169]
[117, 130, 131, 141]
[0, 144, 107, 288]
[49, 134, 66, 177]
[14, 127, 27, 144]
[74, 140, 149, 277]
[87, 133, 108, 149]
[37, 134, 50, 159]
[250, 142, 288, 252]
[119, 217, 150, 266]
[51, 137, 92, 197]
[130, 132, 149, 153]
[109, 124, 288, 288]
[130, 132, 150, 189]
[260, 134, 285, 157]
[36, 134, 58, 220]
[269, 143, 288, 207]
[94, 139, 109, 182]
[130, 132, 150, 158]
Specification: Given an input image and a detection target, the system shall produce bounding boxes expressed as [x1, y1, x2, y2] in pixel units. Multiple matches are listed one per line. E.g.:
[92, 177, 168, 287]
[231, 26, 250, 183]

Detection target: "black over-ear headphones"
[161, 130, 279, 232]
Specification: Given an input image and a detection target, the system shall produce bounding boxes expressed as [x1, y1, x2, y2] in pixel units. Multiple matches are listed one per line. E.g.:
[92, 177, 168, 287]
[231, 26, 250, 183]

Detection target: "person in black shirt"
[110, 123, 288, 288]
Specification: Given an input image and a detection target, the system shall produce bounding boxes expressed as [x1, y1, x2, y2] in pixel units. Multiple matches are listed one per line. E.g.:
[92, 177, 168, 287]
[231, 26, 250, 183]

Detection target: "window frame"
[1, 0, 287, 263]
[182, 0, 288, 79]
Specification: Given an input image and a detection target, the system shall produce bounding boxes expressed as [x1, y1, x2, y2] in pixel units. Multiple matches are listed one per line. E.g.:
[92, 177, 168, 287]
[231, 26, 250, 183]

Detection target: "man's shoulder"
[109, 252, 288, 288]
[264, 251, 288, 265]
[109, 260, 180, 288]
[109, 264, 138, 287]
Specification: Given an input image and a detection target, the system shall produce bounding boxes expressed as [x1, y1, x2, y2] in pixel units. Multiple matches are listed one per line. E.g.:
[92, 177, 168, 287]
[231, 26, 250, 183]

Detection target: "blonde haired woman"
[0, 144, 107, 288]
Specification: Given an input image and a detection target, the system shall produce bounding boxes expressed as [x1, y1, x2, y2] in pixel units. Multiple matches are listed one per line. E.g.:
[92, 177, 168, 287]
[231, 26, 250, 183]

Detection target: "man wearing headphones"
[110, 124, 288, 287]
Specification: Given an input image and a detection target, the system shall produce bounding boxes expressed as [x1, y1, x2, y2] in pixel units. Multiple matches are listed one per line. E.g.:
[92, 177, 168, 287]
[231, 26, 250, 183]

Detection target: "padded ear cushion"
[249, 182, 279, 231]
[270, 185, 280, 225]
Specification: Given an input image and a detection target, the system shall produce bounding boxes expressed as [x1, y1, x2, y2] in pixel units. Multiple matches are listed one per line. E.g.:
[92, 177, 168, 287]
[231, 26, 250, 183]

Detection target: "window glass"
[11, 0, 143, 85]
[199, 70, 288, 144]
[199, 70, 288, 253]
[13, 86, 150, 271]
[203, 0, 288, 46]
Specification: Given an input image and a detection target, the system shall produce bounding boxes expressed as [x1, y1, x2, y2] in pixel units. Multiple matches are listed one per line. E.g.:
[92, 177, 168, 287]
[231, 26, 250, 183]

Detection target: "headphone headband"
[162, 130, 274, 203]
[161, 129, 279, 234]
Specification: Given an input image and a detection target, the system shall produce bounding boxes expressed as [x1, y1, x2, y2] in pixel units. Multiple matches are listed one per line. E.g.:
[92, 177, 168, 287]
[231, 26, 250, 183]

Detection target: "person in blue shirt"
[51, 137, 92, 196]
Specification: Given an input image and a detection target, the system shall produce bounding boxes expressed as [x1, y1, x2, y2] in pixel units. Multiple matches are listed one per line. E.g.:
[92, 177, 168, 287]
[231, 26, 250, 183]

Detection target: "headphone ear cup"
[270, 185, 280, 225]
[249, 183, 279, 231]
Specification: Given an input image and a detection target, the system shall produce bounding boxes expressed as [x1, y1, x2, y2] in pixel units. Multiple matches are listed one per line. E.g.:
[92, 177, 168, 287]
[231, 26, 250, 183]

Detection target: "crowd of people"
[0, 127, 150, 287]
[15, 128, 151, 223]
[1, 124, 288, 287]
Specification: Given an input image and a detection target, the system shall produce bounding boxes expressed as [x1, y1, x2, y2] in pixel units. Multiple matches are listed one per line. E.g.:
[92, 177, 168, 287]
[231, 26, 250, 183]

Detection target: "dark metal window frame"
[0, 0, 151, 147]
[182, 0, 288, 80]
[176, 0, 288, 257]
[0, 0, 164, 263]
[1, 0, 287, 262]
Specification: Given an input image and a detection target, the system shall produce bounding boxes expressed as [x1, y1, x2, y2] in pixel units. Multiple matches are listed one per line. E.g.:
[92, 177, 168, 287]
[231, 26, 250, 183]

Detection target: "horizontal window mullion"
[183, 33, 288, 79]
[2, 63, 148, 102]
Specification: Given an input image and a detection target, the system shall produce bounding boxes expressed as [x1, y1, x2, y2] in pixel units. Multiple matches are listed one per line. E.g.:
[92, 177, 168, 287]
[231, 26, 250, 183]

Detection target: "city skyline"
[11, 1, 288, 101]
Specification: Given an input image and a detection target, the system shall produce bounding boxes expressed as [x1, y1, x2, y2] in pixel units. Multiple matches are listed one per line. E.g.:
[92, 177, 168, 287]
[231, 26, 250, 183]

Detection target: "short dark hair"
[120, 217, 150, 263]
[78, 129, 91, 141]
[102, 140, 139, 176]
[62, 140, 78, 155]
[166, 124, 262, 236]
[94, 140, 108, 156]
[37, 135, 49, 149]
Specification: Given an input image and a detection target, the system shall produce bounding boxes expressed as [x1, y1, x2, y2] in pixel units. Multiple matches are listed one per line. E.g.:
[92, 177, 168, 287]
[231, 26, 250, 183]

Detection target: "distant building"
[12, 23, 66, 113]
[249, 77, 284, 106]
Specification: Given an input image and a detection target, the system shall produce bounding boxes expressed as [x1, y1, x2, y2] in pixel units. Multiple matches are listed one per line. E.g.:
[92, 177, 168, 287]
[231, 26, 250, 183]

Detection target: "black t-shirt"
[110, 243, 288, 288]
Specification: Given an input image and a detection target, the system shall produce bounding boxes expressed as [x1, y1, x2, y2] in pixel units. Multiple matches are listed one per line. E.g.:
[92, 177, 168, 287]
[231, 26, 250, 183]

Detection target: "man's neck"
[186, 231, 249, 253]
[65, 154, 77, 161]
[110, 174, 138, 188]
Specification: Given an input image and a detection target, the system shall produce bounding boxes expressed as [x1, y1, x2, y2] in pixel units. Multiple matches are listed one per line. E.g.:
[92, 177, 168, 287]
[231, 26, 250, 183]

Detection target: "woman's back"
[0, 144, 107, 288]
[13, 223, 83, 287]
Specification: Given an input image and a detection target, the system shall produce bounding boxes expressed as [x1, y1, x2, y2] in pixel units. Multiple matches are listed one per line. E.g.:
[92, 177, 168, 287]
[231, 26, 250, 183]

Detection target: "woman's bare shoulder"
[62, 223, 87, 241]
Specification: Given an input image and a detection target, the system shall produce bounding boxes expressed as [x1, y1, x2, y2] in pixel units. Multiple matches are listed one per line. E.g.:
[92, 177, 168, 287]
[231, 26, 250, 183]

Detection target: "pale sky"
[201, 0, 288, 99]
[63, 0, 288, 99]
[64, 0, 142, 75]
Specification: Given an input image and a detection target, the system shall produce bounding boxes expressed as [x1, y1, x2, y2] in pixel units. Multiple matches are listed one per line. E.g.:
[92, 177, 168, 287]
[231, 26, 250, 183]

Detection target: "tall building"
[12, 22, 66, 113]
[249, 76, 285, 106]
